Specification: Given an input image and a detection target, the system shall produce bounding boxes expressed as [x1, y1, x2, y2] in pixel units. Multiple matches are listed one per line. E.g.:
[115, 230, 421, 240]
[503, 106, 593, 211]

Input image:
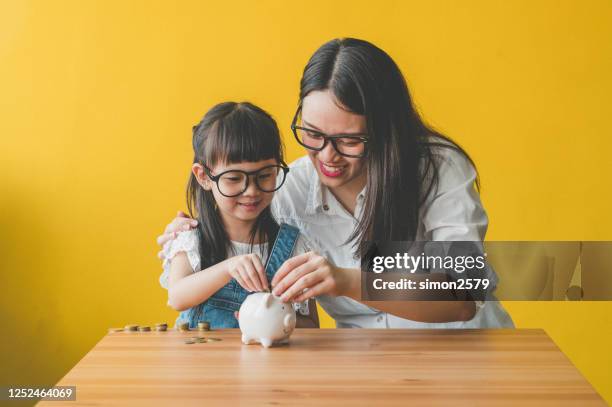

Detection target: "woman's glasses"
[204, 164, 289, 197]
[291, 106, 368, 158]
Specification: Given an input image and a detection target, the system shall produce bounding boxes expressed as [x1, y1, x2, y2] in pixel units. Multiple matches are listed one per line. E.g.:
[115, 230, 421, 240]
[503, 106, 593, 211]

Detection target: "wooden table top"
[38, 328, 605, 406]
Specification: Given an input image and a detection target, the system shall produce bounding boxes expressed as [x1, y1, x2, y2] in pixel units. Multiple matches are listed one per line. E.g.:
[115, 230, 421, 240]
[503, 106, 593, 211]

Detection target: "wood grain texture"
[38, 329, 605, 406]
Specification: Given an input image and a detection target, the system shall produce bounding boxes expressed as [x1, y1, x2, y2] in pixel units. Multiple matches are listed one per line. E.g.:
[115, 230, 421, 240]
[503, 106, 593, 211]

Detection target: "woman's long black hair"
[187, 102, 283, 269]
[299, 38, 480, 255]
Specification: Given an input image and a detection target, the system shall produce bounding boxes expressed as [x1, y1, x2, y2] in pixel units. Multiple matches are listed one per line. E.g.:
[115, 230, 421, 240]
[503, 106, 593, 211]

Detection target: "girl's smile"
[237, 199, 263, 212]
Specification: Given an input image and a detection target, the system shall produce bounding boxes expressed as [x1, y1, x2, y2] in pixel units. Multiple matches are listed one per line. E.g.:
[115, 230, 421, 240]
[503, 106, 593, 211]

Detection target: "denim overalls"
[176, 223, 300, 328]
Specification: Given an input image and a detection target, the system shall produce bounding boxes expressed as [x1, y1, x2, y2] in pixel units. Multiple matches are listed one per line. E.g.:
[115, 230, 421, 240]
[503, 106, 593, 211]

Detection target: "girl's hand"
[271, 252, 354, 303]
[156, 211, 198, 258]
[225, 253, 269, 293]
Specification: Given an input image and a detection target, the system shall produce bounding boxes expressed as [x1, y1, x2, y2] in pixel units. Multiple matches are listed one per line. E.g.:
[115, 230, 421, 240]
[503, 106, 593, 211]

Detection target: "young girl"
[159, 101, 317, 329]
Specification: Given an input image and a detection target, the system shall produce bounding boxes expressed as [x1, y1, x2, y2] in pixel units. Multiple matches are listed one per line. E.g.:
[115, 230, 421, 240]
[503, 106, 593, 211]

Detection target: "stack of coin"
[112, 323, 170, 333]
[154, 323, 168, 332]
[197, 321, 210, 331]
[178, 322, 190, 332]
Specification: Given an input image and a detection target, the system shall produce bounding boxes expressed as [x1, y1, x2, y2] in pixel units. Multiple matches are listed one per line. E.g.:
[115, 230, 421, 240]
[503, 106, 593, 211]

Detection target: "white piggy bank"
[238, 292, 296, 348]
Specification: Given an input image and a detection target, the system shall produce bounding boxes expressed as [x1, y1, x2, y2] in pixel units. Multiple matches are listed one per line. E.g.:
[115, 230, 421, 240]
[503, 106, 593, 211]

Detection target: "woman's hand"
[271, 252, 357, 303]
[156, 211, 198, 258]
[224, 253, 269, 293]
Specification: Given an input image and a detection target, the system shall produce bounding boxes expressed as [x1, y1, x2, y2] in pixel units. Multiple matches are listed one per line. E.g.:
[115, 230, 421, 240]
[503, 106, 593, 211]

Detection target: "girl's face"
[194, 158, 278, 224]
[301, 89, 367, 193]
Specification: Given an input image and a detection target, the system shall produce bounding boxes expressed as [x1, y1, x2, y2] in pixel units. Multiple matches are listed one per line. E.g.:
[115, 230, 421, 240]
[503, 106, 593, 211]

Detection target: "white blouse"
[271, 148, 514, 329]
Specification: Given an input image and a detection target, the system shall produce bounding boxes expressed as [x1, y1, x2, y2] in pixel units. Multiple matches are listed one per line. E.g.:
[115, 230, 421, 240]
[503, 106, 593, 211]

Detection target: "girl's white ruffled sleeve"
[159, 230, 201, 290]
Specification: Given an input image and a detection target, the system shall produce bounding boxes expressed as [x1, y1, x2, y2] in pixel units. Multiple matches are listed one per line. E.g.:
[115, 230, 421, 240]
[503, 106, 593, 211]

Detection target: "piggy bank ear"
[263, 293, 274, 309]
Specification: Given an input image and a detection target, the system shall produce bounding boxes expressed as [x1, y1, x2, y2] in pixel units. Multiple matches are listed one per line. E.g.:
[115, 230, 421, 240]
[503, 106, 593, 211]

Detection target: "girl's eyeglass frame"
[203, 164, 290, 197]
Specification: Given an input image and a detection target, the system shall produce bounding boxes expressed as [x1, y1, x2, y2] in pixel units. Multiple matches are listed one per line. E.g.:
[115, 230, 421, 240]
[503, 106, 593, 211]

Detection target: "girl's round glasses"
[204, 164, 290, 197]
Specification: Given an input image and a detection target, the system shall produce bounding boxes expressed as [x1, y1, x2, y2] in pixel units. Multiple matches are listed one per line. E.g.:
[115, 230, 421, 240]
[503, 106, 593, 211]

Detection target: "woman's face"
[194, 158, 278, 224]
[301, 89, 367, 193]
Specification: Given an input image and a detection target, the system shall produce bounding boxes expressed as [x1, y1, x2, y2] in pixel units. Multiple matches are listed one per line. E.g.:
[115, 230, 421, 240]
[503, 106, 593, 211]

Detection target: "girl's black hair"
[187, 101, 283, 269]
[299, 38, 480, 255]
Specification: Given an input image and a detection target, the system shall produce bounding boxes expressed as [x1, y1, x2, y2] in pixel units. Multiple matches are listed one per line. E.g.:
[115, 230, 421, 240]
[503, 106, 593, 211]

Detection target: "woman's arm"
[271, 253, 476, 323]
[338, 267, 476, 322]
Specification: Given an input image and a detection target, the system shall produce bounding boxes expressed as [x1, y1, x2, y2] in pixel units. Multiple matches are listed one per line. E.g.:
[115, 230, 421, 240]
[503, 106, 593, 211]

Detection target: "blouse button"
[323, 204, 329, 211]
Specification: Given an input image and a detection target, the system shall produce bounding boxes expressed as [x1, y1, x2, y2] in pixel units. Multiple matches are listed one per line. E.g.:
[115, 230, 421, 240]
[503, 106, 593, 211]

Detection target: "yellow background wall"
[1, 0, 611, 403]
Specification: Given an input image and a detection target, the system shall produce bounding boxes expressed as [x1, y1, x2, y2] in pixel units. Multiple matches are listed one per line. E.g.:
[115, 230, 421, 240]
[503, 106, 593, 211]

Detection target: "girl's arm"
[167, 252, 233, 311]
[168, 252, 268, 311]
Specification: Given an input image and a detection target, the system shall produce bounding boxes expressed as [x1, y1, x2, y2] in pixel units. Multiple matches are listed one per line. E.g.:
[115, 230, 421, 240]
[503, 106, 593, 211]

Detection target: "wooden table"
[38, 329, 605, 406]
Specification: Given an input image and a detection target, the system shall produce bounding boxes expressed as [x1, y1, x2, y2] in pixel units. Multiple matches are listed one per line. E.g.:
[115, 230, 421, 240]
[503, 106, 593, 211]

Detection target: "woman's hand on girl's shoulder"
[156, 211, 198, 259]
[224, 253, 269, 293]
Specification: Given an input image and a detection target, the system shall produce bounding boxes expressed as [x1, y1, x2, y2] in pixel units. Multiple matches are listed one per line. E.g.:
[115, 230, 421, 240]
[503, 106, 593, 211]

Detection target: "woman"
[158, 38, 513, 328]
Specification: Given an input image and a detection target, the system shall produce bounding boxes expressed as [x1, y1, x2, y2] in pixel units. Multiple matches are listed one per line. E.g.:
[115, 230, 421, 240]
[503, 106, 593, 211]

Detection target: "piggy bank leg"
[242, 334, 256, 345]
[260, 338, 273, 348]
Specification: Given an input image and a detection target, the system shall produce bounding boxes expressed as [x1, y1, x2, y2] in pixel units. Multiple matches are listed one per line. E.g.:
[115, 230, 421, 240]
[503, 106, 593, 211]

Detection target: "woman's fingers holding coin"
[271, 252, 312, 292]
[273, 252, 320, 297]
[280, 270, 323, 302]
[293, 280, 329, 303]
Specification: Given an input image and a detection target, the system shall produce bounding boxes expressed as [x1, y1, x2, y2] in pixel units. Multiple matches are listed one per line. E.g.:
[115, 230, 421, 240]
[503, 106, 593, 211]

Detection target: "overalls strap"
[264, 223, 300, 283]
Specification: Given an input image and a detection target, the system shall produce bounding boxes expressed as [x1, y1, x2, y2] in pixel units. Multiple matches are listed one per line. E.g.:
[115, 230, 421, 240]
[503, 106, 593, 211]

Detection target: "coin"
[184, 339, 196, 344]
[193, 336, 207, 343]
[138, 326, 151, 332]
[197, 321, 210, 331]
[205, 337, 222, 342]
[178, 322, 190, 332]
[108, 328, 124, 333]
[125, 324, 139, 332]
[154, 325, 167, 332]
